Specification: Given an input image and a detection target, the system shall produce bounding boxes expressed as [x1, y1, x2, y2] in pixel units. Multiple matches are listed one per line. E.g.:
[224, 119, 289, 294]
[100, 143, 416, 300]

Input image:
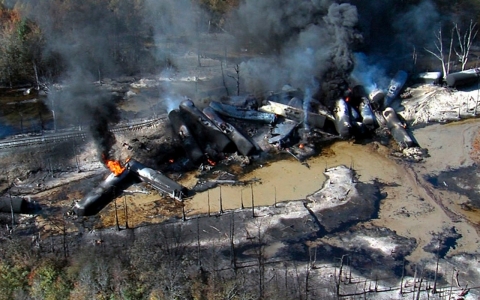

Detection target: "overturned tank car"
[127, 159, 188, 200]
[74, 170, 132, 217]
[0, 196, 41, 214]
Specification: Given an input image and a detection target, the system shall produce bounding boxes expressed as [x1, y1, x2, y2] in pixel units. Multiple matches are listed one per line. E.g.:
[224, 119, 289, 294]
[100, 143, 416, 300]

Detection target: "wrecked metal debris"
[202, 106, 257, 156]
[259, 100, 329, 128]
[209, 101, 277, 124]
[179, 99, 234, 153]
[268, 119, 298, 145]
[383, 107, 414, 148]
[168, 109, 204, 163]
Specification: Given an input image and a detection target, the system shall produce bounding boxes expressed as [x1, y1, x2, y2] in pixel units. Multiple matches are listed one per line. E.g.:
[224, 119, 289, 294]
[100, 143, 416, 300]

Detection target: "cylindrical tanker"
[74, 169, 131, 216]
[383, 70, 408, 109]
[348, 105, 367, 136]
[368, 88, 385, 111]
[288, 97, 303, 109]
[179, 100, 233, 153]
[446, 68, 480, 87]
[126, 159, 188, 200]
[202, 106, 256, 156]
[0, 196, 41, 214]
[383, 107, 414, 148]
[349, 104, 361, 121]
[358, 98, 376, 129]
[333, 98, 351, 138]
[168, 109, 204, 164]
[351, 85, 376, 129]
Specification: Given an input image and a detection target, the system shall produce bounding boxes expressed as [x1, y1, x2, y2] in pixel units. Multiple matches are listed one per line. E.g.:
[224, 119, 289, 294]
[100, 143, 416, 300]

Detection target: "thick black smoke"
[228, 1, 361, 106]
[47, 72, 120, 161]
[348, 0, 444, 91]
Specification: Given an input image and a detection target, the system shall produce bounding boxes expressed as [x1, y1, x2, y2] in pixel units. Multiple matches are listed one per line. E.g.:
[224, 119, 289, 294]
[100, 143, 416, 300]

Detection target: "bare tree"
[454, 20, 478, 71]
[229, 211, 237, 270]
[6, 175, 15, 230]
[425, 27, 454, 79]
[253, 218, 266, 298]
[426, 21, 478, 78]
[221, 46, 230, 96]
[123, 195, 129, 229]
[219, 185, 224, 214]
[114, 198, 120, 231]
[228, 64, 241, 96]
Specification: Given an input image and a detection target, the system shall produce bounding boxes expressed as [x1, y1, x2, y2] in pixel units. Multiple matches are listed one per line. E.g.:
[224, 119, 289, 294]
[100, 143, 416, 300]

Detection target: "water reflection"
[0, 94, 53, 137]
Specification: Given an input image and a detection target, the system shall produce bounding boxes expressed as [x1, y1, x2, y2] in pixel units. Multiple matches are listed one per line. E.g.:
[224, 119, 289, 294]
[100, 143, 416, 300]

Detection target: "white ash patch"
[130, 78, 160, 88]
[390, 146, 429, 162]
[353, 235, 398, 256]
[241, 202, 310, 240]
[270, 201, 310, 219]
[399, 85, 480, 125]
[306, 165, 357, 210]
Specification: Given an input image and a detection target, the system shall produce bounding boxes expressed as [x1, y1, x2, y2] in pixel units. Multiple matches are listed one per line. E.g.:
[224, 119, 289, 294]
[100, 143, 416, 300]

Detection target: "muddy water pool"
[99, 139, 400, 227]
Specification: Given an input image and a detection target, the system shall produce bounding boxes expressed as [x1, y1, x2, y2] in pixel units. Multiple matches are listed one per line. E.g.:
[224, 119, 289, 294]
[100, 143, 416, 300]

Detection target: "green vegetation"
[0, 3, 42, 87]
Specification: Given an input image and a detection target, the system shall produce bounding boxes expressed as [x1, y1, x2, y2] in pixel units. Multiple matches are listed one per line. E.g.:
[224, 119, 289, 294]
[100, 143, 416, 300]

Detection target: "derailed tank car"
[383, 70, 408, 109]
[0, 196, 41, 214]
[168, 109, 205, 164]
[383, 107, 414, 148]
[127, 159, 188, 200]
[446, 68, 480, 88]
[179, 99, 234, 153]
[203, 106, 256, 156]
[74, 170, 131, 216]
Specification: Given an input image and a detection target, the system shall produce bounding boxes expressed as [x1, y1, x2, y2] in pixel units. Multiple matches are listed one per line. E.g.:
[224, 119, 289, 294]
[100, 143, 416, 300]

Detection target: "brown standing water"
[99, 140, 398, 227]
[182, 141, 396, 215]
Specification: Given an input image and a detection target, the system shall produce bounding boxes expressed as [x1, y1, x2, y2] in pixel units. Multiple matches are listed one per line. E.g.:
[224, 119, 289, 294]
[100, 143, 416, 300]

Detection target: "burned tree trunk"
[228, 64, 241, 96]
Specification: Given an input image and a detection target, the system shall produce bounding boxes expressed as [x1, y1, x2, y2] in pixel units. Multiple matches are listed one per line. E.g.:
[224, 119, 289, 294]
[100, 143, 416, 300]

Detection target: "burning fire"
[103, 155, 126, 176]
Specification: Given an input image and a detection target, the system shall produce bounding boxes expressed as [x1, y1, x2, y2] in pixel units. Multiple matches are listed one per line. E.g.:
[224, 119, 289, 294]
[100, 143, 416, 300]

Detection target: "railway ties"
[0, 132, 87, 150]
[0, 118, 165, 150]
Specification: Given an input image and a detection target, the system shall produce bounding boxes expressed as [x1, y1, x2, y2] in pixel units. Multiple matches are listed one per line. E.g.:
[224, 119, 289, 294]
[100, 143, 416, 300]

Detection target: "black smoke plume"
[47, 72, 120, 161]
[348, 0, 444, 93]
[228, 1, 361, 106]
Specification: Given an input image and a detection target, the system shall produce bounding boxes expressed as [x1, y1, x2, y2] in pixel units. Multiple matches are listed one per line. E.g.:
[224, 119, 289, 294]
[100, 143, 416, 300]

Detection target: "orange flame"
[103, 156, 126, 176]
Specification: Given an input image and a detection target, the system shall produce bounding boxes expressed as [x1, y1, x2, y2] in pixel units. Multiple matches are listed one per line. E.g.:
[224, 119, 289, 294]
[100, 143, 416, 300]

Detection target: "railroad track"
[0, 118, 165, 150]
